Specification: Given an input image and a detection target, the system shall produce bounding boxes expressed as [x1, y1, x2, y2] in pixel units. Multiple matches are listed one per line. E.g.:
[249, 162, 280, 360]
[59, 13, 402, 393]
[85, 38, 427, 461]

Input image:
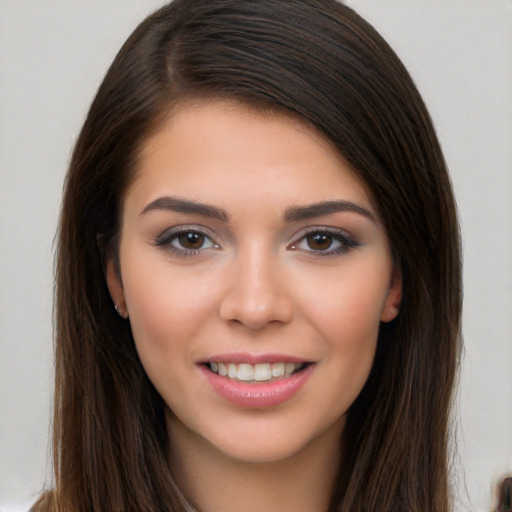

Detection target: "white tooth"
[284, 362, 295, 377]
[228, 363, 237, 379]
[237, 363, 254, 381]
[210, 362, 218, 373]
[254, 363, 272, 381]
[272, 362, 285, 378]
[218, 363, 228, 376]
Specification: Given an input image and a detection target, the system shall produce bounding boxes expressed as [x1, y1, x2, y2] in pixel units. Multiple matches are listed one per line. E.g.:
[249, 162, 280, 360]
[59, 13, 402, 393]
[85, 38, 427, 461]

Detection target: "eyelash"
[288, 228, 361, 257]
[154, 225, 220, 257]
[154, 226, 360, 258]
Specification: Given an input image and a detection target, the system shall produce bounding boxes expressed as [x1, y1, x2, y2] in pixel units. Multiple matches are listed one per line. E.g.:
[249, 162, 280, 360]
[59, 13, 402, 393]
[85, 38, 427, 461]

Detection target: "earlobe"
[380, 267, 402, 323]
[106, 257, 128, 319]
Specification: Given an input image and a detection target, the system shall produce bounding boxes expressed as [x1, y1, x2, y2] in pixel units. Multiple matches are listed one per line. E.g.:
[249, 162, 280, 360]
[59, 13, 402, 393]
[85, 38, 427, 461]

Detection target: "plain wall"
[1, 1, 511, 510]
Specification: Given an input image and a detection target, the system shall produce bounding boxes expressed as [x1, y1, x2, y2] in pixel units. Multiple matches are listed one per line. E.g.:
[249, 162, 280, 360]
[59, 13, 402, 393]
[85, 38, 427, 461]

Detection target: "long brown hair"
[33, 1, 462, 510]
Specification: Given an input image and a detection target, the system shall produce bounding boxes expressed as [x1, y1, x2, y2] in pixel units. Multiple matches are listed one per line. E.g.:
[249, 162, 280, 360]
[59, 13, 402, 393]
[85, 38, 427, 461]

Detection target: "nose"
[219, 249, 294, 330]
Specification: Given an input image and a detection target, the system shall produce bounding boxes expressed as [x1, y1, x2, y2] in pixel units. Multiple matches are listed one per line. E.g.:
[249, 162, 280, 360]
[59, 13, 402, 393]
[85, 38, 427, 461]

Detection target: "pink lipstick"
[198, 354, 315, 408]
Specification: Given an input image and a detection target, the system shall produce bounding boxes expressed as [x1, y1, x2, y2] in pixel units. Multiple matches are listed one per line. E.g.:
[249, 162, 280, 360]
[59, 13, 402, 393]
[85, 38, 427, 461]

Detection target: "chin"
[176, 409, 346, 467]
[213, 437, 310, 465]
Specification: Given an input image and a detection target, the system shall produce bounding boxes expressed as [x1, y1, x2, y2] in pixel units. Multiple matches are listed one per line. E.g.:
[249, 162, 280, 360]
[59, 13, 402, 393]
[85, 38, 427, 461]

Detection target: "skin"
[107, 101, 401, 512]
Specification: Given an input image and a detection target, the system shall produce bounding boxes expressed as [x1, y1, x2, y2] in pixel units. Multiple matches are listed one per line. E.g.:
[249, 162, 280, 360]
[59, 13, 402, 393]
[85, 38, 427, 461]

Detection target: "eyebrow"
[141, 196, 229, 222]
[141, 196, 376, 224]
[284, 200, 376, 223]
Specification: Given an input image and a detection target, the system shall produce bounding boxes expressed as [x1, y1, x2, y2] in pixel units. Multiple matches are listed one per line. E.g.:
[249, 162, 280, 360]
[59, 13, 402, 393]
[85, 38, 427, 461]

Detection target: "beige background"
[1, 1, 511, 510]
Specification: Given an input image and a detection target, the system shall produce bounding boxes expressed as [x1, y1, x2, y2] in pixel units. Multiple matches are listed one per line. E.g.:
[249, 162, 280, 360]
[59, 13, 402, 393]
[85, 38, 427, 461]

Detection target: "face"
[107, 101, 401, 465]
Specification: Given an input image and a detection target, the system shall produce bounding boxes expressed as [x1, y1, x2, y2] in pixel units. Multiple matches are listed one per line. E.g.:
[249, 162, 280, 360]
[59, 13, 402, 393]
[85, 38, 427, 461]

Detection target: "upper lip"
[198, 352, 312, 365]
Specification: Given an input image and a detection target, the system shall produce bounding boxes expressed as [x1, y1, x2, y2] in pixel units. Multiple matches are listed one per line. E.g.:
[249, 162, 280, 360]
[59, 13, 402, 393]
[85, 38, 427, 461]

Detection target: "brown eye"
[306, 233, 333, 251]
[178, 232, 205, 249]
[155, 227, 219, 256]
[288, 229, 359, 256]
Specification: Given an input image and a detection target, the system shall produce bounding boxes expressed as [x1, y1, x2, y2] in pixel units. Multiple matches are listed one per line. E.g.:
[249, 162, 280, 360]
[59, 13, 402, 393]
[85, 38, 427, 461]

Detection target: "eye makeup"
[153, 223, 361, 260]
[154, 224, 221, 257]
[288, 227, 361, 257]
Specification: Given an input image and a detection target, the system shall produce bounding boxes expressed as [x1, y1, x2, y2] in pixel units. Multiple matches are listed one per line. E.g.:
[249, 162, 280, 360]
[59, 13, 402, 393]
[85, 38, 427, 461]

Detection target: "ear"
[106, 256, 128, 319]
[380, 266, 402, 323]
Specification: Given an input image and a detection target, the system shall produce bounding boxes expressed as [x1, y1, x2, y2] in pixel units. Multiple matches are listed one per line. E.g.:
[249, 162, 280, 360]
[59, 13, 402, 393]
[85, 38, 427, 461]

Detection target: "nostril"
[219, 293, 293, 330]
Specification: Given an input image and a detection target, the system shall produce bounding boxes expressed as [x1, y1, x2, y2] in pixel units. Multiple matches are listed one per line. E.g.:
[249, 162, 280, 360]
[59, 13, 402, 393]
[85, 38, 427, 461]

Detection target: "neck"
[167, 412, 342, 512]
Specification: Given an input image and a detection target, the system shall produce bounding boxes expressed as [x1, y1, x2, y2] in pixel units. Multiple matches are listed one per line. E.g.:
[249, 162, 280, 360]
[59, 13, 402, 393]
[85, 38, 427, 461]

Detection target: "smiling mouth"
[204, 362, 309, 383]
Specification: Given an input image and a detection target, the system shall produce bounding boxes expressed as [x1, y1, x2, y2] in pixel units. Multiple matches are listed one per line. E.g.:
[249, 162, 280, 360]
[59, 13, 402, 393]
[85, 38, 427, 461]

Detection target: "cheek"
[299, 260, 390, 346]
[301, 265, 388, 413]
[122, 261, 217, 360]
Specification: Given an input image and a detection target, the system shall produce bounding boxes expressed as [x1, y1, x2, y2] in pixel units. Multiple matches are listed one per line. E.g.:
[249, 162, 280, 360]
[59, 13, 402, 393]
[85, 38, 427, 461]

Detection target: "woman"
[32, 0, 462, 510]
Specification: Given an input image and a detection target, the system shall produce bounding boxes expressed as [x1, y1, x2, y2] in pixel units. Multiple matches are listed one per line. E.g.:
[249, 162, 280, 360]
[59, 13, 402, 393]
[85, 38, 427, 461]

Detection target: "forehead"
[126, 100, 376, 216]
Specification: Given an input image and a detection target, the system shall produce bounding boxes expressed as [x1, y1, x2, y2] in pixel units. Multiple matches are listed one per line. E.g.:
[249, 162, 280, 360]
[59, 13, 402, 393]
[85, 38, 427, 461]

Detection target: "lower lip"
[198, 364, 315, 408]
